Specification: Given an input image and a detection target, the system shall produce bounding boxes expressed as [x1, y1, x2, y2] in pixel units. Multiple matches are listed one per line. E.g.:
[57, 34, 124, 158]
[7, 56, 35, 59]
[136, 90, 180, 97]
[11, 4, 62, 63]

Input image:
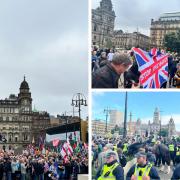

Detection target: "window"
[15, 137, 18, 142]
[24, 134, 28, 141]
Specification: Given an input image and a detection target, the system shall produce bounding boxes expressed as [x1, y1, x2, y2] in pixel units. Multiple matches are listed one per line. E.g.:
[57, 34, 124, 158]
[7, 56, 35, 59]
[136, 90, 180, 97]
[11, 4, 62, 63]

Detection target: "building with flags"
[150, 12, 180, 48]
[0, 77, 50, 150]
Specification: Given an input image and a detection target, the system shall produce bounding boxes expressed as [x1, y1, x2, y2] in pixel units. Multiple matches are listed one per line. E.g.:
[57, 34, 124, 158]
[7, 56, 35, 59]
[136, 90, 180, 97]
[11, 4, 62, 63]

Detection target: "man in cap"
[96, 151, 124, 180]
[126, 152, 160, 180]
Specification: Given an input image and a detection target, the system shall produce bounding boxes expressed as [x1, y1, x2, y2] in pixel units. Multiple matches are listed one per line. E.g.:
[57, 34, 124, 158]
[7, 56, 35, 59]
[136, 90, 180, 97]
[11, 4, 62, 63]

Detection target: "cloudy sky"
[92, 0, 180, 35]
[0, 0, 88, 118]
[92, 92, 180, 131]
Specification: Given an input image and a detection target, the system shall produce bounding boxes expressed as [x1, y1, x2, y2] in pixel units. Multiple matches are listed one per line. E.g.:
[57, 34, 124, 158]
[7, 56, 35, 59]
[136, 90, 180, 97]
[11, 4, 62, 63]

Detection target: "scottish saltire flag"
[132, 47, 168, 88]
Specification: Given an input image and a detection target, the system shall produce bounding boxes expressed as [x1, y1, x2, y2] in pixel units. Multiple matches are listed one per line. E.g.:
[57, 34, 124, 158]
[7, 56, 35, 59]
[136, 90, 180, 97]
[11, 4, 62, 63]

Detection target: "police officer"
[96, 151, 124, 180]
[175, 144, 180, 165]
[126, 152, 160, 180]
[169, 142, 175, 165]
[122, 142, 128, 155]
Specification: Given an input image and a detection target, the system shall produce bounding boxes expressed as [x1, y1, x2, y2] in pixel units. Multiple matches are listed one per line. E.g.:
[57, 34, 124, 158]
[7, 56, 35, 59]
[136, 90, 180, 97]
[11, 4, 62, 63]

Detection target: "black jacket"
[92, 63, 120, 88]
[96, 160, 124, 180]
[126, 163, 160, 180]
[171, 163, 180, 179]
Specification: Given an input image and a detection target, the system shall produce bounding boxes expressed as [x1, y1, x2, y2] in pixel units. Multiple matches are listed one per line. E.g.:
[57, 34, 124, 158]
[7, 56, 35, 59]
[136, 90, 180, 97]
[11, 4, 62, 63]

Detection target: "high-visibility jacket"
[123, 143, 128, 152]
[176, 147, 180, 156]
[98, 162, 119, 180]
[113, 145, 117, 152]
[151, 138, 156, 143]
[133, 163, 152, 180]
[169, 144, 175, 152]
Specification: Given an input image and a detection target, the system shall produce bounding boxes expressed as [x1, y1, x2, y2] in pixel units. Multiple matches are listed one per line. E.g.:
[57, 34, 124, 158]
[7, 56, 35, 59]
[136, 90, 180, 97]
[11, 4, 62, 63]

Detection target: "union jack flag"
[132, 48, 168, 88]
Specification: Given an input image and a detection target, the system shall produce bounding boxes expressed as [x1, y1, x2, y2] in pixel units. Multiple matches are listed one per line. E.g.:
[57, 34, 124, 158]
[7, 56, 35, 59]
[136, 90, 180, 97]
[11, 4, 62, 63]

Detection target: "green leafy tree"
[164, 30, 180, 53]
[159, 129, 168, 137]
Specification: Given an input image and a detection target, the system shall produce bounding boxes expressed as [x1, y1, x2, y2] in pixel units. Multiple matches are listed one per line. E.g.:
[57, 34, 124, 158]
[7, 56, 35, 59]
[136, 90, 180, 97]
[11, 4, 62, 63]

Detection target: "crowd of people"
[92, 47, 180, 89]
[0, 141, 88, 180]
[92, 135, 180, 180]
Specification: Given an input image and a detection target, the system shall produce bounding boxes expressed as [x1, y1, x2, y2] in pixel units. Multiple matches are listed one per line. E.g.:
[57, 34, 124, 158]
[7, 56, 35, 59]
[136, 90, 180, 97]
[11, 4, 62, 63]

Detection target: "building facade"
[113, 30, 150, 50]
[150, 12, 180, 48]
[109, 109, 123, 126]
[126, 108, 177, 138]
[92, 120, 115, 136]
[92, 0, 116, 48]
[0, 77, 50, 149]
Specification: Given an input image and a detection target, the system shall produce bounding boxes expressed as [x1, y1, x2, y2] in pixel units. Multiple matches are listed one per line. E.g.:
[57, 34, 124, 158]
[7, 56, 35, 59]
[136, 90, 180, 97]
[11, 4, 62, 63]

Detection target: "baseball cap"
[105, 151, 116, 159]
[135, 152, 147, 158]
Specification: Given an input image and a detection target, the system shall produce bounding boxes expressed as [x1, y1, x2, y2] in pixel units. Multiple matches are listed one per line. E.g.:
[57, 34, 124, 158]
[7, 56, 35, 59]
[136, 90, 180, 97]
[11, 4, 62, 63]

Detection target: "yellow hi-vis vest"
[98, 162, 119, 180]
[176, 147, 180, 156]
[151, 138, 156, 143]
[113, 145, 117, 152]
[169, 144, 175, 152]
[133, 163, 152, 180]
[123, 143, 128, 152]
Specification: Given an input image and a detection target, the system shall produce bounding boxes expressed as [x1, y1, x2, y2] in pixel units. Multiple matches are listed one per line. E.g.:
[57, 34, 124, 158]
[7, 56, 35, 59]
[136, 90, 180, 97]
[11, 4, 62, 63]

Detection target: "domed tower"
[18, 76, 32, 112]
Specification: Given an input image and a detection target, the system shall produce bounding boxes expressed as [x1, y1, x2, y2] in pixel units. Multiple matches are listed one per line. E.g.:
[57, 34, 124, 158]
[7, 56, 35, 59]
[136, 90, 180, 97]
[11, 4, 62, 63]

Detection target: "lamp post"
[123, 92, 128, 139]
[71, 93, 88, 141]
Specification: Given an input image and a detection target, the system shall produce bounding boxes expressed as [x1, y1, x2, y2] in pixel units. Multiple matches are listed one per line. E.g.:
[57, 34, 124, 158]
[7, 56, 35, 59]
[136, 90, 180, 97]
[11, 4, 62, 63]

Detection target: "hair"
[112, 52, 132, 66]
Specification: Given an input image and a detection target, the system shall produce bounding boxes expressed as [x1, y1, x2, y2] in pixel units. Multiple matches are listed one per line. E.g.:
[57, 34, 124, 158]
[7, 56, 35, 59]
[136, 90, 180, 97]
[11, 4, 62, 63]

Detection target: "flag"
[67, 140, 73, 156]
[60, 143, 67, 158]
[132, 48, 168, 88]
[84, 142, 88, 149]
[52, 139, 60, 147]
[60, 142, 73, 158]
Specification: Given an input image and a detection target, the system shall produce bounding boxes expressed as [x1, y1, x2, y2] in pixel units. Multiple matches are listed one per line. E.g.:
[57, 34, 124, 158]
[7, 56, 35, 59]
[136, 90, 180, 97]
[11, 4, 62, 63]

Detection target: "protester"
[0, 139, 88, 180]
[92, 52, 132, 88]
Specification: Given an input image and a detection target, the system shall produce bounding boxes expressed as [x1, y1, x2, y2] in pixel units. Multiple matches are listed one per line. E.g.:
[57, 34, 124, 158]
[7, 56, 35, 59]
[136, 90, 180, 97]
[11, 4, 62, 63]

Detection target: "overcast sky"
[92, 0, 180, 36]
[0, 0, 88, 118]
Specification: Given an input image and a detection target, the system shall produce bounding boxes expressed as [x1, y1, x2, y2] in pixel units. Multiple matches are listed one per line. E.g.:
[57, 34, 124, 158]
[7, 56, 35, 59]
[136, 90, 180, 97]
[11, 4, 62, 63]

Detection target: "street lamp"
[71, 93, 88, 140]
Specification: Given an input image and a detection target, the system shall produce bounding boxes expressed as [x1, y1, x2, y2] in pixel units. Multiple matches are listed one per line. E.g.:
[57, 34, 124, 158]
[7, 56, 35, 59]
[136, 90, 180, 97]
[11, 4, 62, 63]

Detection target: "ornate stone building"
[150, 12, 180, 48]
[127, 108, 176, 137]
[113, 30, 150, 50]
[0, 77, 50, 149]
[92, 0, 116, 48]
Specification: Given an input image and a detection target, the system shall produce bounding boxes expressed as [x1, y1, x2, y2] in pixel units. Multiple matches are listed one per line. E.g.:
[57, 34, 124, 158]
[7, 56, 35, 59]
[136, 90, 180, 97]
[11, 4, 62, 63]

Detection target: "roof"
[20, 76, 29, 90]
[159, 12, 180, 21]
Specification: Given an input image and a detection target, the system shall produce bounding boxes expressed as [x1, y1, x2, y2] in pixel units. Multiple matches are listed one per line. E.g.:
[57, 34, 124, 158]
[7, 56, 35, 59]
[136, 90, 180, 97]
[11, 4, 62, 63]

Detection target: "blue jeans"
[6, 172, 12, 180]
[34, 174, 44, 180]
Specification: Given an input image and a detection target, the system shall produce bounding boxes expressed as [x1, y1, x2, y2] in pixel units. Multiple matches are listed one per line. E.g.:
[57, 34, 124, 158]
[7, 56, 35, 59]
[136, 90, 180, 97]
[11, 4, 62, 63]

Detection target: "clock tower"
[18, 76, 32, 112]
